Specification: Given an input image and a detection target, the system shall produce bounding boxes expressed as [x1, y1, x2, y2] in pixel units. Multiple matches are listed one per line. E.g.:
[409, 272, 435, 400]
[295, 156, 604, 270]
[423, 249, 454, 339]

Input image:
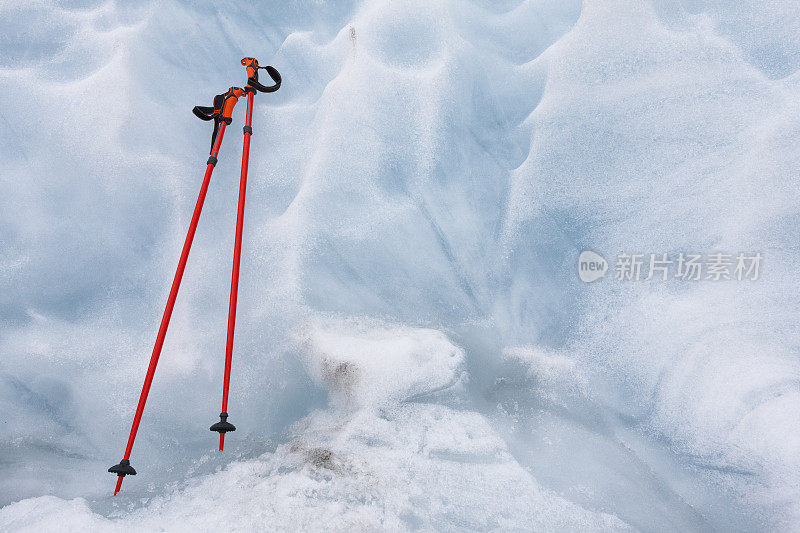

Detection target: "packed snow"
[1, 0, 799, 531]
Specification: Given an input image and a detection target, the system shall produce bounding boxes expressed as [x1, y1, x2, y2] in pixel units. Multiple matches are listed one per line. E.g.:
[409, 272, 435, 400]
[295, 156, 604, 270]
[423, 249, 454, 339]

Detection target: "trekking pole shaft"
[219, 92, 254, 451]
[114, 122, 228, 493]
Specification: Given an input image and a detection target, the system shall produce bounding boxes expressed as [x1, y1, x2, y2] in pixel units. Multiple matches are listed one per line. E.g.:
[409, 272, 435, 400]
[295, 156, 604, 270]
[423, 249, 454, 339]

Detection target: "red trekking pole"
[108, 86, 246, 495]
[210, 58, 281, 451]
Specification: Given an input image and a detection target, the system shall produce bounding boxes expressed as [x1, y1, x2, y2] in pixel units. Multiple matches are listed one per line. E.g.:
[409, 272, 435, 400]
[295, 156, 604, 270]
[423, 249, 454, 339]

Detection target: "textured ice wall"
[1, 0, 799, 530]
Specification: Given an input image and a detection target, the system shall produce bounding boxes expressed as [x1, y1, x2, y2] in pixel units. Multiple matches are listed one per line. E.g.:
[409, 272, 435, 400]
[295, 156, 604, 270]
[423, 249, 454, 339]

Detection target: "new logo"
[578, 251, 607, 282]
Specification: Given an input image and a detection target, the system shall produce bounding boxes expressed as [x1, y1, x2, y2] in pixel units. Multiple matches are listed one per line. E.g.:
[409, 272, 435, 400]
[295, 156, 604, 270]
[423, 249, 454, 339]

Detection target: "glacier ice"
[1, 0, 799, 530]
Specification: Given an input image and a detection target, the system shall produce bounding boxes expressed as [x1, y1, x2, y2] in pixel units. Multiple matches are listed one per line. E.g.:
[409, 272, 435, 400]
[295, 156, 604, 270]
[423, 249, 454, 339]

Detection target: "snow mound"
[298, 318, 464, 407]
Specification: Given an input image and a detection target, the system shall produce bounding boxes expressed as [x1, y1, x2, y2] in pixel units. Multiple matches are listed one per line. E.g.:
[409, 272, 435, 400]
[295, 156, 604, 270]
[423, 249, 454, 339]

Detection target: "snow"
[0, 406, 628, 531]
[2, 323, 628, 531]
[298, 318, 465, 407]
[2, 0, 800, 530]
